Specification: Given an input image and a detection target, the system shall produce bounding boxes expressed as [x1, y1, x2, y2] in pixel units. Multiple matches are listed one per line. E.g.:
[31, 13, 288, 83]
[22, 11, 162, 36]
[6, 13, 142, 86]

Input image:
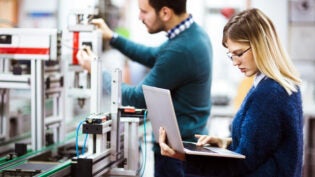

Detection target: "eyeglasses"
[226, 47, 251, 61]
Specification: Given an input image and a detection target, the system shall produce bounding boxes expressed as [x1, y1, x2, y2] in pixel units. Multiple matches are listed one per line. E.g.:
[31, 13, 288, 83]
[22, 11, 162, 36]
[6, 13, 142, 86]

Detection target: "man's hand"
[159, 127, 185, 161]
[90, 18, 114, 41]
[195, 135, 232, 149]
[76, 46, 95, 72]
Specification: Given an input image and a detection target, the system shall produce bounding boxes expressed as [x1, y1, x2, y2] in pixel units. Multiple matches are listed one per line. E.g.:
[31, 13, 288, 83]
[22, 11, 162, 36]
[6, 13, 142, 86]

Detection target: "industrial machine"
[0, 9, 147, 177]
[0, 27, 64, 152]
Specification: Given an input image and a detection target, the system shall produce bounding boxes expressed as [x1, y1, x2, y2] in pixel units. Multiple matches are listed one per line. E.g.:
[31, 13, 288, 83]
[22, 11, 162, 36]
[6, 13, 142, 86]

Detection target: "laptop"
[142, 85, 245, 159]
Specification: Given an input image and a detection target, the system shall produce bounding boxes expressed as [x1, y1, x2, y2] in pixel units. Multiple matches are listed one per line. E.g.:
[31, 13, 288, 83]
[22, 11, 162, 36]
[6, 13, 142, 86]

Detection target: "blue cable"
[139, 110, 148, 177]
[75, 120, 86, 158]
[82, 133, 89, 154]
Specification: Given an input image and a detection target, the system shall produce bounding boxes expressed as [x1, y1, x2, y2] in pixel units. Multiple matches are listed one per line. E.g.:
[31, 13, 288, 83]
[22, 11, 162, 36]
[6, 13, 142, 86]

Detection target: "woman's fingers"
[195, 134, 212, 146]
[159, 127, 175, 156]
[159, 127, 166, 143]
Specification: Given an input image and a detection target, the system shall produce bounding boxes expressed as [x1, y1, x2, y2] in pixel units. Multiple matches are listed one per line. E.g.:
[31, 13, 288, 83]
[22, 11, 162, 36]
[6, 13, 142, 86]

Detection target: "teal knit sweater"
[185, 77, 303, 177]
[111, 23, 213, 141]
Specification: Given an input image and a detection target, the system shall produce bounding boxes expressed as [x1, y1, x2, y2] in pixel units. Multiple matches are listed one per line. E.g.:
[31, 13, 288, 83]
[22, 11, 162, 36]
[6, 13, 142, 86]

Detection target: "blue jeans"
[154, 152, 205, 177]
[154, 152, 207, 177]
[154, 152, 185, 177]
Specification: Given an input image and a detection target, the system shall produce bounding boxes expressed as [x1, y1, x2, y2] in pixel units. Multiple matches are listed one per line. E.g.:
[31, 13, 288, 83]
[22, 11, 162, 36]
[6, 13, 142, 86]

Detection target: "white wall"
[251, 0, 289, 48]
[18, 0, 57, 28]
[204, 1, 247, 98]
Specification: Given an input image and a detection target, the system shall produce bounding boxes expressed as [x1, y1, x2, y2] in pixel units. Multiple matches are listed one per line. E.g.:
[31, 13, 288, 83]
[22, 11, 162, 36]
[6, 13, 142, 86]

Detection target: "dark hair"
[148, 0, 187, 15]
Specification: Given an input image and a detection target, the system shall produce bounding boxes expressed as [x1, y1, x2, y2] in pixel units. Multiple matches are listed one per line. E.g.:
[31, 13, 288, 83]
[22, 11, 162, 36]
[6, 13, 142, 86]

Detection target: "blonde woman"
[159, 8, 303, 177]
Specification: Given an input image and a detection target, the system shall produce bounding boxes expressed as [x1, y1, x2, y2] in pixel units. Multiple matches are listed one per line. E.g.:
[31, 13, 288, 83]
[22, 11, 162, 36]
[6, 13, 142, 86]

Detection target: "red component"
[124, 108, 136, 113]
[221, 8, 235, 19]
[0, 47, 49, 55]
[72, 32, 79, 65]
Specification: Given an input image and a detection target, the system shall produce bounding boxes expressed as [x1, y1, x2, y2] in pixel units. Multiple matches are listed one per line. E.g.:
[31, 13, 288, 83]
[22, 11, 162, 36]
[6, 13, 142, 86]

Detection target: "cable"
[75, 120, 86, 158]
[82, 133, 89, 154]
[139, 110, 148, 177]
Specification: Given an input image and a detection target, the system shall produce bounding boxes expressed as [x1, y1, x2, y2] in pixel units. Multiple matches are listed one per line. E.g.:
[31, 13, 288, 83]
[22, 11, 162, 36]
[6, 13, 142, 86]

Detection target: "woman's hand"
[159, 127, 185, 161]
[195, 135, 232, 149]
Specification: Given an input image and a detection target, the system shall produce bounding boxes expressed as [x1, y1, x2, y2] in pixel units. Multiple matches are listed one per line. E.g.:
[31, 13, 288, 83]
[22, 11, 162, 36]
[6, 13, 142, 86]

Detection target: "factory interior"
[0, 0, 315, 176]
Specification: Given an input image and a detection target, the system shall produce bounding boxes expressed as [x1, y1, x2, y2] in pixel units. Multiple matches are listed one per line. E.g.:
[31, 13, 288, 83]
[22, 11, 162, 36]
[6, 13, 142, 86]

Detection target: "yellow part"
[233, 76, 255, 111]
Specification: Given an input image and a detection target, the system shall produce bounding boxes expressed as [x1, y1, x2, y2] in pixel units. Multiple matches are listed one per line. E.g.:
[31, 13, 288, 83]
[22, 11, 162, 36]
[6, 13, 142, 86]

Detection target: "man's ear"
[159, 6, 173, 21]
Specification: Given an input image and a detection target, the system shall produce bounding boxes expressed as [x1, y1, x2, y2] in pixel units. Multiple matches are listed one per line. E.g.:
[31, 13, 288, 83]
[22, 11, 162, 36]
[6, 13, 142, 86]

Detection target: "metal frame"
[0, 28, 64, 151]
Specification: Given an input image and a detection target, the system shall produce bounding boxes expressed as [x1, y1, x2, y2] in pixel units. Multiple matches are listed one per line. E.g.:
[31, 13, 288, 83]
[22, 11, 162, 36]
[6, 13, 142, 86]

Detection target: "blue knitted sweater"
[185, 77, 303, 177]
[110, 23, 213, 141]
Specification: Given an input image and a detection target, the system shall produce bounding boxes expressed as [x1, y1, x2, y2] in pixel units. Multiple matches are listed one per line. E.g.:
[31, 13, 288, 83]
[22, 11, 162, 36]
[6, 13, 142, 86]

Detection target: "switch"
[0, 34, 12, 44]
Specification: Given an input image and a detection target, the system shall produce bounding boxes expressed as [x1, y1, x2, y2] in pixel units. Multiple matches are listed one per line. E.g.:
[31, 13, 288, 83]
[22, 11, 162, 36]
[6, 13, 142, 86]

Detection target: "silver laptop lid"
[142, 85, 185, 153]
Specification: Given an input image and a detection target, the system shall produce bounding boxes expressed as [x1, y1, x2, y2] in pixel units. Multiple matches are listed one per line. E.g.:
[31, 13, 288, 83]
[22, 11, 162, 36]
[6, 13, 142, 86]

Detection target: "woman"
[159, 8, 303, 177]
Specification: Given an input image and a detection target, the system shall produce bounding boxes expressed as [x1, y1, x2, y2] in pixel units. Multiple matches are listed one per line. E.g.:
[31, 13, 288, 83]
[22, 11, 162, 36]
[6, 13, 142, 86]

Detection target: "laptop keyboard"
[183, 142, 216, 153]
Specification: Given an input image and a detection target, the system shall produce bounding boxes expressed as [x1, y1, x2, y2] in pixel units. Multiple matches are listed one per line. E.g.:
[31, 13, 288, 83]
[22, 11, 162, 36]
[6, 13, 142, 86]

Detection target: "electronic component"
[85, 113, 110, 124]
[119, 106, 146, 118]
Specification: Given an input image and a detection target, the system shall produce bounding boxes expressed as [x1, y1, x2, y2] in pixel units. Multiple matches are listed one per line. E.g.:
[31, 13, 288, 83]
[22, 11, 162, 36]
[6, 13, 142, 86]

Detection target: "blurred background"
[1, 0, 315, 176]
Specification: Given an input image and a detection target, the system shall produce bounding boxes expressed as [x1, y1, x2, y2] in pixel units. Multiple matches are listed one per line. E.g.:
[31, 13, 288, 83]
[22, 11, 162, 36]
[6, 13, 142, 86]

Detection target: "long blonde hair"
[222, 8, 301, 95]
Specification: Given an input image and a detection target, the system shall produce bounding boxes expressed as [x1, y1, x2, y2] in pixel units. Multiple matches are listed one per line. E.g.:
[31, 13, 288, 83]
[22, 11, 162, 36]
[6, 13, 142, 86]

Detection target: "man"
[77, 0, 213, 176]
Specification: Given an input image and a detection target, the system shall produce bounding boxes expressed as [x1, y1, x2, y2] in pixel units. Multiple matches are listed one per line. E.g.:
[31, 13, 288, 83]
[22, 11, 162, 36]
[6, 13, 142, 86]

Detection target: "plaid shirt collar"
[166, 14, 194, 39]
